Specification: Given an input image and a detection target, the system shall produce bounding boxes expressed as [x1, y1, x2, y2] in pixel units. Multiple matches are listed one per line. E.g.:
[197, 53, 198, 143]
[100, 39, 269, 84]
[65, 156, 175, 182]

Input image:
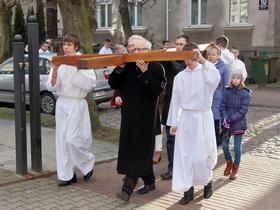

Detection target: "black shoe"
[84, 169, 93, 182]
[160, 171, 172, 180]
[57, 173, 77, 187]
[116, 191, 130, 202]
[137, 184, 156, 194]
[204, 180, 213, 199]
[179, 187, 194, 205]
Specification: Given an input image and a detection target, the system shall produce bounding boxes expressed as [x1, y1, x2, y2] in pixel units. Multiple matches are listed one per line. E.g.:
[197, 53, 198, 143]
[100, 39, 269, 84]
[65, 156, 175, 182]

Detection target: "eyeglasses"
[175, 43, 186, 46]
[130, 48, 149, 52]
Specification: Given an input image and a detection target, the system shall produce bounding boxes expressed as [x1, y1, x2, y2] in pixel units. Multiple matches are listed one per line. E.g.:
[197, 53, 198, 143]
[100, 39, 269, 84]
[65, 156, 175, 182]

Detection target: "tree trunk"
[119, 0, 133, 42]
[0, 0, 16, 63]
[57, 0, 101, 130]
[57, 0, 97, 53]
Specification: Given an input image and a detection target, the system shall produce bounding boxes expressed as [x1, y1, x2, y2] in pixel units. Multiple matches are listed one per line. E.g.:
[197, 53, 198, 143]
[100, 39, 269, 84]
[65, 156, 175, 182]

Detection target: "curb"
[0, 156, 118, 187]
[250, 103, 280, 109]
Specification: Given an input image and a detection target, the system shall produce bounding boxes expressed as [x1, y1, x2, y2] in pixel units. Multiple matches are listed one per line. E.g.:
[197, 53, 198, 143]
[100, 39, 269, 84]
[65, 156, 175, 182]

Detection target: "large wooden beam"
[51, 54, 113, 67]
[51, 50, 195, 69]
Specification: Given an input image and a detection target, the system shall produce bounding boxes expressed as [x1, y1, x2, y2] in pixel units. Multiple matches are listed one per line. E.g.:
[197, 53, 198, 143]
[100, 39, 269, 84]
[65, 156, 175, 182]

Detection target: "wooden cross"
[51, 50, 195, 69]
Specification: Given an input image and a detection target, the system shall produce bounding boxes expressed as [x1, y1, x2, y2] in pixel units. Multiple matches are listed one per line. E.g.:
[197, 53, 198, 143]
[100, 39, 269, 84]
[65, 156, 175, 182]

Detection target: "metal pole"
[13, 34, 27, 175]
[27, 15, 42, 172]
[165, 0, 170, 40]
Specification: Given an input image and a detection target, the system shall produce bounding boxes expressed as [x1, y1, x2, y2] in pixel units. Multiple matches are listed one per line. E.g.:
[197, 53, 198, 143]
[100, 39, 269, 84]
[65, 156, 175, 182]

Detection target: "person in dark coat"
[160, 35, 188, 180]
[108, 35, 166, 202]
[206, 45, 230, 146]
[220, 69, 251, 180]
[112, 90, 163, 164]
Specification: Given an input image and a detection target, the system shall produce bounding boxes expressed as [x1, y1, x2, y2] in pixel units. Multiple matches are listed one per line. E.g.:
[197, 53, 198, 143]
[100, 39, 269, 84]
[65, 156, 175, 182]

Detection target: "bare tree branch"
[6, 0, 17, 8]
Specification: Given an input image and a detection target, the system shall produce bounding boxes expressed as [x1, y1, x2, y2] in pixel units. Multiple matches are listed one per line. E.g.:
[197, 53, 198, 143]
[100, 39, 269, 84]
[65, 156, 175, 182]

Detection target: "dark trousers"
[122, 173, 155, 195]
[165, 126, 175, 172]
[214, 120, 221, 146]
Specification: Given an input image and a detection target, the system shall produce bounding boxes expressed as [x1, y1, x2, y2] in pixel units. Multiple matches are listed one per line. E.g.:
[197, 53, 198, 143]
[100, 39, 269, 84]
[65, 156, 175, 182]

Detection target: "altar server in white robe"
[167, 42, 220, 205]
[215, 35, 235, 76]
[46, 33, 96, 187]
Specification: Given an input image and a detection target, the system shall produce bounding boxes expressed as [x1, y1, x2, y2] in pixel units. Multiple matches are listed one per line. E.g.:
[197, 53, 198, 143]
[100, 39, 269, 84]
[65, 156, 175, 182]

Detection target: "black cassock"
[109, 62, 166, 176]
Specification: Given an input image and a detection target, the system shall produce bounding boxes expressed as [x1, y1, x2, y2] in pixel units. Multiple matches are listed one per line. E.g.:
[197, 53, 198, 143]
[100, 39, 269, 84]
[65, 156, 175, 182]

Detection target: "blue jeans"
[222, 134, 242, 166]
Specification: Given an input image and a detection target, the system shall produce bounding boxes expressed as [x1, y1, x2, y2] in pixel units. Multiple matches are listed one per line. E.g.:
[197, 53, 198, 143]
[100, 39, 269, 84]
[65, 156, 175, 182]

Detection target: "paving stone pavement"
[0, 153, 279, 210]
[0, 101, 280, 209]
[242, 106, 280, 159]
[98, 103, 121, 129]
[99, 103, 280, 160]
[94, 106, 280, 209]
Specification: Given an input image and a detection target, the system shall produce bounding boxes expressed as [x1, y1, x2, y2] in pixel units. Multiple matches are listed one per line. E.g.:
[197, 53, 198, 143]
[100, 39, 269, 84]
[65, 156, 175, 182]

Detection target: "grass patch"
[0, 107, 119, 143]
[93, 126, 119, 144]
[0, 107, 16, 120]
[0, 107, 56, 127]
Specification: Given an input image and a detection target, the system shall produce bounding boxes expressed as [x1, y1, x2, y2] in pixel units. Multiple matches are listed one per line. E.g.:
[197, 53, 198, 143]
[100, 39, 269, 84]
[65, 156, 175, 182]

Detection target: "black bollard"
[13, 34, 27, 175]
[27, 15, 42, 172]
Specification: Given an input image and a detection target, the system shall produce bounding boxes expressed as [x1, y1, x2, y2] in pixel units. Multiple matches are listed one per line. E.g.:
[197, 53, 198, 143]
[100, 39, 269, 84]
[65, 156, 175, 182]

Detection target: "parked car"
[0, 53, 113, 114]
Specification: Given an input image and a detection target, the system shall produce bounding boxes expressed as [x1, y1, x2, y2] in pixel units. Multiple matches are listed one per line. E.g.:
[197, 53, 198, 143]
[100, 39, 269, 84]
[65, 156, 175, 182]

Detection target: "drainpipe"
[165, 0, 170, 40]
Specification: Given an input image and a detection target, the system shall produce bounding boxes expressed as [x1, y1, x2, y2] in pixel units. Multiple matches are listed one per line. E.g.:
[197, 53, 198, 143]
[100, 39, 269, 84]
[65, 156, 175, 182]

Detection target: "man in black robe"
[108, 35, 166, 202]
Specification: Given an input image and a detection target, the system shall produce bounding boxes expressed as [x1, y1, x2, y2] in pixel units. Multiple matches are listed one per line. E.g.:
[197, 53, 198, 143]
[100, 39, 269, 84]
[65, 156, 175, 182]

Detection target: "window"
[229, 0, 248, 24]
[0, 60, 14, 74]
[0, 58, 28, 74]
[38, 58, 51, 75]
[96, 0, 112, 28]
[128, 1, 142, 27]
[191, 0, 207, 25]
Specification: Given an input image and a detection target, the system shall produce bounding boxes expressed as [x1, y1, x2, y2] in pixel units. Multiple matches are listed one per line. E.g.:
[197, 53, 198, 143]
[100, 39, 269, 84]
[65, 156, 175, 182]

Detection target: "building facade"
[19, 0, 279, 51]
[94, 0, 280, 51]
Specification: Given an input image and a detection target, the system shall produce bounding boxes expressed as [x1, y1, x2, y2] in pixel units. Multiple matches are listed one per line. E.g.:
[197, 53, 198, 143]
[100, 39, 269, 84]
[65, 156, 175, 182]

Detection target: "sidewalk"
[0, 119, 119, 186]
[248, 85, 280, 108]
[68, 104, 280, 210]
[0, 88, 279, 209]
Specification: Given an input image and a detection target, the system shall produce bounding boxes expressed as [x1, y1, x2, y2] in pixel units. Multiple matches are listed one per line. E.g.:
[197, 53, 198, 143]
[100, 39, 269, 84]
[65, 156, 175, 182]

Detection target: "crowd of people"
[47, 33, 251, 205]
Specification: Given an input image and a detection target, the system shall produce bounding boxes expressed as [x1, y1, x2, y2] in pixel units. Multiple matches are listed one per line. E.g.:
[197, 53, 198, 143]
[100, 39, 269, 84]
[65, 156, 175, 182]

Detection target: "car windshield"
[0, 57, 52, 75]
[0, 60, 14, 74]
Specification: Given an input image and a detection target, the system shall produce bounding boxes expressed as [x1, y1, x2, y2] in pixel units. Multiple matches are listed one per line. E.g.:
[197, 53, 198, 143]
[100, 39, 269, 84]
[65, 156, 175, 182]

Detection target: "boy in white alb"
[230, 46, 248, 81]
[167, 42, 220, 205]
[215, 35, 234, 71]
[46, 34, 96, 187]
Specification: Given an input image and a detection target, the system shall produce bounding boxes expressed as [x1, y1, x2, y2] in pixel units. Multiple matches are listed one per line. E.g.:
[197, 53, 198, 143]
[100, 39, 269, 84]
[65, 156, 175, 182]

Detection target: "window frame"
[188, 0, 208, 26]
[128, 1, 143, 27]
[96, 0, 112, 29]
[227, 0, 249, 25]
